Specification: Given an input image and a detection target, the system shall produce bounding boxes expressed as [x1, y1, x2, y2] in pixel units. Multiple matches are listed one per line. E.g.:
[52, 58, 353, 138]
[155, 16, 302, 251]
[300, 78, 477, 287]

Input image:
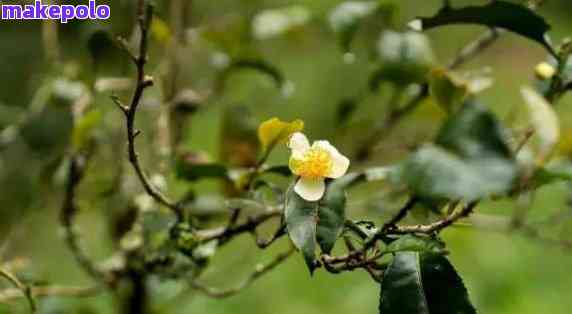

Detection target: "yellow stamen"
[289, 147, 332, 179]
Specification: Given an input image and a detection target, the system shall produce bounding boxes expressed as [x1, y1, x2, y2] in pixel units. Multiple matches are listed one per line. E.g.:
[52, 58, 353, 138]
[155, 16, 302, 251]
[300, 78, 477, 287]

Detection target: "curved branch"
[0, 268, 35, 313]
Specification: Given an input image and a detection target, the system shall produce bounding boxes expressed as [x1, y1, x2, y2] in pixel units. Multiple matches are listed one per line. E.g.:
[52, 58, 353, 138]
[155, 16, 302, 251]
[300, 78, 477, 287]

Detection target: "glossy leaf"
[284, 188, 318, 273]
[385, 234, 445, 255]
[252, 5, 311, 40]
[379, 252, 476, 314]
[398, 101, 517, 201]
[411, 1, 555, 56]
[258, 117, 304, 153]
[317, 180, 347, 254]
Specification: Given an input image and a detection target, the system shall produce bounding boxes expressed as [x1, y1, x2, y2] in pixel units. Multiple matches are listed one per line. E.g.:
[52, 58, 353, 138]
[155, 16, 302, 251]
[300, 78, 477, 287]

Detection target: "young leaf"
[72, 109, 102, 152]
[317, 180, 347, 254]
[521, 87, 560, 164]
[252, 5, 311, 40]
[285, 188, 318, 274]
[379, 252, 476, 314]
[258, 117, 304, 153]
[428, 68, 469, 114]
[411, 1, 555, 56]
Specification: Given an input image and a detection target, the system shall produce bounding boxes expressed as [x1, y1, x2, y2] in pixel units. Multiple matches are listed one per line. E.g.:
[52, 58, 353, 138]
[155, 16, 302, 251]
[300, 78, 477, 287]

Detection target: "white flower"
[288, 132, 350, 201]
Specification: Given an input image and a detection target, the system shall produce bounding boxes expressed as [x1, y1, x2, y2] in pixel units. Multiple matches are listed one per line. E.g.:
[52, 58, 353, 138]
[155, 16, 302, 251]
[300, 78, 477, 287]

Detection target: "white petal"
[288, 132, 310, 158]
[313, 141, 350, 178]
[294, 177, 326, 201]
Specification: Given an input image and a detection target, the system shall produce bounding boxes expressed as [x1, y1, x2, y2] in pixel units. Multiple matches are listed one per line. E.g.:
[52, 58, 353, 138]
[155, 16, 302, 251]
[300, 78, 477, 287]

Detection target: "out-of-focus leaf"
[175, 158, 229, 182]
[262, 165, 292, 177]
[20, 107, 73, 157]
[379, 252, 476, 314]
[411, 1, 555, 56]
[521, 87, 560, 163]
[86, 29, 118, 69]
[385, 234, 445, 255]
[252, 5, 311, 40]
[151, 17, 171, 45]
[317, 179, 348, 254]
[220, 105, 259, 169]
[428, 68, 469, 113]
[217, 59, 285, 91]
[397, 101, 517, 201]
[284, 188, 318, 274]
[72, 109, 102, 152]
[336, 98, 358, 126]
[371, 31, 435, 88]
[258, 117, 304, 154]
[329, 1, 396, 52]
[51, 78, 88, 108]
[529, 161, 572, 189]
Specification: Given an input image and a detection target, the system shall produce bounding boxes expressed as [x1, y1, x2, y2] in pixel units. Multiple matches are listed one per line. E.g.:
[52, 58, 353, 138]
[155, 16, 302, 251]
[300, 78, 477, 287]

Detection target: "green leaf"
[529, 161, 572, 189]
[385, 235, 445, 255]
[252, 5, 311, 40]
[428, 68, 469, 114]
[217, 59, 285, 90]
[379, 252, 476, 314]
[72, 109, 102, 152]
[284, 189, 318, 274]
[371, 31, 435, 88]
[397, 101, 517, 201]
[175, 158, 229, 182]
[263, 165, 292, 177]
[329, 1, 396, 52]
[411, 1, 555, 56]
[317, 180, 347, 254]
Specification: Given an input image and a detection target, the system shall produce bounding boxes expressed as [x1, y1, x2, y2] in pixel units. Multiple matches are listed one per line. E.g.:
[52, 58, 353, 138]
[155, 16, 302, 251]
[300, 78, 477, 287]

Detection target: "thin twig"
[0, 268, 35, 313]
[115, 0, 183, 220]
[389, 201, 478, 234]
[0, 285, 99, 304]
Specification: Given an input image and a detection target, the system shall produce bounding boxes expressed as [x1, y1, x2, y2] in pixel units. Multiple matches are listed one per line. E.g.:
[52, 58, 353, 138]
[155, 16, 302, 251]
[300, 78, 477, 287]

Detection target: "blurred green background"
[1, 0, 572, 313]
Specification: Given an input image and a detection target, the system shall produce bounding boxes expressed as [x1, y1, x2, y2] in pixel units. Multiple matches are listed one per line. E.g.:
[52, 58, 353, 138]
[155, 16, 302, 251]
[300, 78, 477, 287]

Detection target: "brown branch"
[389, 201, 478, 234]
[189, 247, 295, 298]
[115, 0, 183, 220]
[195, 209, 282, 244]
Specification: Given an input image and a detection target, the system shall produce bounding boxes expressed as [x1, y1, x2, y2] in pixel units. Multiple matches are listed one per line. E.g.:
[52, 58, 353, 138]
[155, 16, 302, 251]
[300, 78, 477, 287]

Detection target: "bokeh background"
[1, 0, 572, 313]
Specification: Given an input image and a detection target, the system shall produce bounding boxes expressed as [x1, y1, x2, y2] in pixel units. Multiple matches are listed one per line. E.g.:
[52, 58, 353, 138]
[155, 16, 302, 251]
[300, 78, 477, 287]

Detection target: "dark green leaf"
[379, 252, 476, 314]
[413, 1, 555, 56]
[317, 180, 347, 254]
[530, 162, 572, 189]
[396, 101, 517, 201]
[385, 234, 445, 255]
[175, 161, 229, 182]
[284, 188, 318, 274]
[436, 101, 513, 159]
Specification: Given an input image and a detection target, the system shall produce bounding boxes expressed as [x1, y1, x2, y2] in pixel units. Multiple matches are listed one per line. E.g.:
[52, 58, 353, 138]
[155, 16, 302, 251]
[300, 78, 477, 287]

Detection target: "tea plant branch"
[0, 285, 99, 304]
[195, 208, 283, 244]
[0, 268, 35, 313]
[389, 201, 479, 234]
[114, 0, 183, 220]
[189, 246, 295, 298]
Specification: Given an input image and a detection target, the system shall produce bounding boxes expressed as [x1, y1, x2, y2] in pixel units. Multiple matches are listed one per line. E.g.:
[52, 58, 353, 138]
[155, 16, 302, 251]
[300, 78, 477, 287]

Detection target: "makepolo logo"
[0, 0, 110, 23]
